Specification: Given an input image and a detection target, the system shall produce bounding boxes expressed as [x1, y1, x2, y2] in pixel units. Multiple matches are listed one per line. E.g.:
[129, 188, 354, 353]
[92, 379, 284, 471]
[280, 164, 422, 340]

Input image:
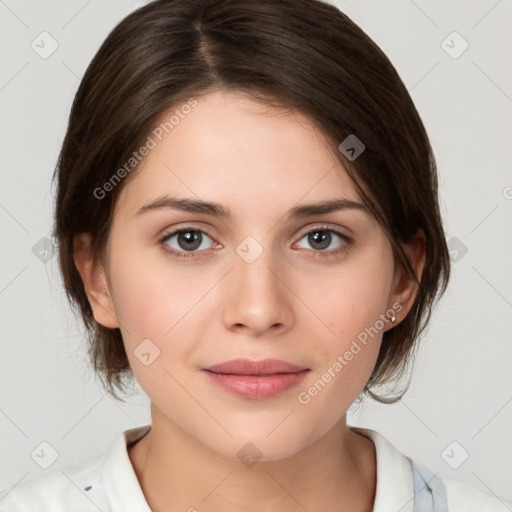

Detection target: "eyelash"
[158, 225, 354, 260]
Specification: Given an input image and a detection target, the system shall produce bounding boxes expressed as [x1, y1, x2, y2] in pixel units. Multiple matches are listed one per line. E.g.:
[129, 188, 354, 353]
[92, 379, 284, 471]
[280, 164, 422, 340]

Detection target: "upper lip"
[204, 358, 308, 375]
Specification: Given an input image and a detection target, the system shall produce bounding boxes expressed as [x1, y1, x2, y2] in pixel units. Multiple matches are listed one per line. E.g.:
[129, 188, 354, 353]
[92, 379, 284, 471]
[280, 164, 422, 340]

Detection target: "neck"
[128, 405, 376, 512]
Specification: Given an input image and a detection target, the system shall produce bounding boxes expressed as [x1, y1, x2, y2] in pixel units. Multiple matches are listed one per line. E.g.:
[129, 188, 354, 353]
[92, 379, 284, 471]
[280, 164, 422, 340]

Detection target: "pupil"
[179, 231, 201, 251]
[310, 230, 330, 250]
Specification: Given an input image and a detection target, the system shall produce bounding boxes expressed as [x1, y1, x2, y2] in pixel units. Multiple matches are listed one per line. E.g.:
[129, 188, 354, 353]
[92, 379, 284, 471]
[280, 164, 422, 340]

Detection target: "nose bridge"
[234, 234, 283, 299]
[221, 234, 293, 333]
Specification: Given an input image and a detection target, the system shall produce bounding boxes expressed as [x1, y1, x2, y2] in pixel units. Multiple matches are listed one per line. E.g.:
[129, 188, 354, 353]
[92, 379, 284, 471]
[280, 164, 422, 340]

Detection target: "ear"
[389, 229, 427, 325]
[73, 233, 119, 329]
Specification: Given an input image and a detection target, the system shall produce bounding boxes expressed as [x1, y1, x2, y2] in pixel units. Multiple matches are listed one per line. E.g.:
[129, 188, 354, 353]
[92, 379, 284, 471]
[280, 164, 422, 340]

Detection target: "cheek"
[106, 245, 218, 386]
[108, 242, 210, 337]
[292, 247, 394, 397]
[299, 246, 394, 343]
[293, 271, 391, 431]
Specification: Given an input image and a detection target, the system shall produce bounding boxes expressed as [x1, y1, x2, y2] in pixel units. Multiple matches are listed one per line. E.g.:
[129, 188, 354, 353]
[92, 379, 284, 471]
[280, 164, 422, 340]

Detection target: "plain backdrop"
[1, 0, 511, 502]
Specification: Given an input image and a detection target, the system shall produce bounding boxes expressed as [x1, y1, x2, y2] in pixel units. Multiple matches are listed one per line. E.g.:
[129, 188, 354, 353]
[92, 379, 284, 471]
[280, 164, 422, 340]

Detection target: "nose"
[221, 245, 295, 337]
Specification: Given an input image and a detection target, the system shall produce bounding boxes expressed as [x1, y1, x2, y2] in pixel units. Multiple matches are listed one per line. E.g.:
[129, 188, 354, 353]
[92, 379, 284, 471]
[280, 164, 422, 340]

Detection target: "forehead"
[115, 89, 362, 216]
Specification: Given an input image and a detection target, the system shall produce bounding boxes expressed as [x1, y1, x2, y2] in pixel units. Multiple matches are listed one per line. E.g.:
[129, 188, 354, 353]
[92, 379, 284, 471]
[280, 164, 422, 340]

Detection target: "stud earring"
[389, 305, 400, 323]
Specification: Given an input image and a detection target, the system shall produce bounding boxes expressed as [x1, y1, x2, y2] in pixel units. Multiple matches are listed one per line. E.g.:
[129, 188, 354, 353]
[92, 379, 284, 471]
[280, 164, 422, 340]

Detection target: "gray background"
[1, 0, 511, 503]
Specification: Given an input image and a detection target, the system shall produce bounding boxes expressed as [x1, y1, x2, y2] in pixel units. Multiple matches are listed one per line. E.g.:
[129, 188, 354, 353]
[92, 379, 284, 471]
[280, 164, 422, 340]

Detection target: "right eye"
[159, 227, 218, 258]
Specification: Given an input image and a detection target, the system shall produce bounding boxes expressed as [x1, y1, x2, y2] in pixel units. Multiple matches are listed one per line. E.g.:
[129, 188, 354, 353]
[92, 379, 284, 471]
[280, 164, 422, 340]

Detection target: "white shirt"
[0, 424, 509, 511]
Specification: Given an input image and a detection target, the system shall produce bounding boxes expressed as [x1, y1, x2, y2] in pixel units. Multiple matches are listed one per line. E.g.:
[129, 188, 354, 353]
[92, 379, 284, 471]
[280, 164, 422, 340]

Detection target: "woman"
[1, 0, 509, 510]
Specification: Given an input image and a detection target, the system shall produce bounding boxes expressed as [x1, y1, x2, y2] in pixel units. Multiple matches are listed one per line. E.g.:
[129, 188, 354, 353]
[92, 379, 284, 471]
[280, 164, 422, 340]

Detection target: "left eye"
[295, 229, 348, 252]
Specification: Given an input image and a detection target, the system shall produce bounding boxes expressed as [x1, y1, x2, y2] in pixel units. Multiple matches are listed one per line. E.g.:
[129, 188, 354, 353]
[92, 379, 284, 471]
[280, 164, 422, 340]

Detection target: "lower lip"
[203, 370, 310, 399]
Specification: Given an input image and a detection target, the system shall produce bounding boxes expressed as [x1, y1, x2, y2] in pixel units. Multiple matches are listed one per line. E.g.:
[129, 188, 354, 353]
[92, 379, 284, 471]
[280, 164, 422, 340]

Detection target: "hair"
[52, 0, 450, 403]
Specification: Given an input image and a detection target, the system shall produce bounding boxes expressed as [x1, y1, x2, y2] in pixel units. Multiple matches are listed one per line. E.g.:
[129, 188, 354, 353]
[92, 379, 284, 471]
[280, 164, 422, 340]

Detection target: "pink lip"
[205, 358, 308, 375]
[203, 358, 310, 399]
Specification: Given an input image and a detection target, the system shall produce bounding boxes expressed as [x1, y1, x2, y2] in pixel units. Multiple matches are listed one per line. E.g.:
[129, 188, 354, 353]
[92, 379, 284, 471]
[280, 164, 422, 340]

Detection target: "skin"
[74, 89, 426, 512]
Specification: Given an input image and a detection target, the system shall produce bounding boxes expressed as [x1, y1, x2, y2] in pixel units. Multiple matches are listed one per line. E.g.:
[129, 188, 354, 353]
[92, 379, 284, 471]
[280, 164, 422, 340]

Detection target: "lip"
[203, 358, 310, 399]
[205, 358, 308, 375]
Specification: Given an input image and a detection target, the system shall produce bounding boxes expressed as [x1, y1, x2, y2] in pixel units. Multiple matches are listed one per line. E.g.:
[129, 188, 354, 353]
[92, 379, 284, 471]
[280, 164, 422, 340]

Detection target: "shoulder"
[412, 460, 512, 512]
[442, 475, 512, 511]
[0, 451, 110, 511]
[0, 425, 151, 512]
[350, 425, 511, 512]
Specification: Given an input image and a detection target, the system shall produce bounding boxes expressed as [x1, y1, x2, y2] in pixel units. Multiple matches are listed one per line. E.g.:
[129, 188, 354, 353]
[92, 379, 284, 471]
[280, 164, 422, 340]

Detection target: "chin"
[200, 426, 316, 464]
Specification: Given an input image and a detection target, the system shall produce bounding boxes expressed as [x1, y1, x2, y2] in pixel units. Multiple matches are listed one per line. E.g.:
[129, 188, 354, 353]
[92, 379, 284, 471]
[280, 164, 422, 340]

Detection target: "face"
[80, 89, 416, 461]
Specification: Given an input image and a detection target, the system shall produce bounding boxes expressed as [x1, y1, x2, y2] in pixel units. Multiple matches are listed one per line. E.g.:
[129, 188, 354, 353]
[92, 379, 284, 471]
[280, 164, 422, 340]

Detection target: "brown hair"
[52, 0, 450, 403]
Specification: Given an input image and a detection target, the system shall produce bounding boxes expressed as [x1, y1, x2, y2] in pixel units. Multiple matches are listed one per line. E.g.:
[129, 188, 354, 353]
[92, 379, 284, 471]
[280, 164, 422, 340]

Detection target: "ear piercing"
[388, 304, 401, 323]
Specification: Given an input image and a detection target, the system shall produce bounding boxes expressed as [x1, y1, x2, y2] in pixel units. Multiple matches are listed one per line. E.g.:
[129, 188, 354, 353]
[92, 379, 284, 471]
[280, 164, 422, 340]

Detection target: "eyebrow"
[135, 195, 371, 219]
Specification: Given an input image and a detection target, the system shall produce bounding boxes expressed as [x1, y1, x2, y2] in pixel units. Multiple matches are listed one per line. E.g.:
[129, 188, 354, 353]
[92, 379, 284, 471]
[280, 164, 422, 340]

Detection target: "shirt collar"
[350, 426, 415, 512]
[102, 424, 152, 512]
[102, 424, 415, 512]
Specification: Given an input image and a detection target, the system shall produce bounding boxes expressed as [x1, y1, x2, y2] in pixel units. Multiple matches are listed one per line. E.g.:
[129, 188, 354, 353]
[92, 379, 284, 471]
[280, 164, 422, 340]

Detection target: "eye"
[159, 225, 353, 260]
[294, 226, 352, 257]
[160, 227, 217, 258]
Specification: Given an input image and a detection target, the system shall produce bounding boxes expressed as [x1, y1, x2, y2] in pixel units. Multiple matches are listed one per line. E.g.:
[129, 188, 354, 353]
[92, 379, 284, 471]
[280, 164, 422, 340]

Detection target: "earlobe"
[389, 229, 427, 323]
[73, 233, 119, 329]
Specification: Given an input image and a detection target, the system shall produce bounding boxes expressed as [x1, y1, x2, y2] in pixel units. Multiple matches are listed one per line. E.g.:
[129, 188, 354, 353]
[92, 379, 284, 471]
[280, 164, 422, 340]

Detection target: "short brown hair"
[52, 0, 450, 403]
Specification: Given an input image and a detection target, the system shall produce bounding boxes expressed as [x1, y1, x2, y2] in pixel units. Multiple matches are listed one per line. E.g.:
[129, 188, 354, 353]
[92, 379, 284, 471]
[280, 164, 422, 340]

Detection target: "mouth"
[202, 358, 310, 399]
